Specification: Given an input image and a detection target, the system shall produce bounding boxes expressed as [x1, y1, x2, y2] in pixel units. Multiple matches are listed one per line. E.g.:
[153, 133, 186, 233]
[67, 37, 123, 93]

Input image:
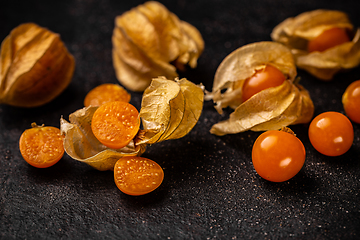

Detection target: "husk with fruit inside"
[60, 77, 204, 170]
[271, 9, 360, 80]
[0, 23, 75, 107]
[205, 41, 314, 136]
[112, 1, 204, 92]
[60, 106, 145, 171]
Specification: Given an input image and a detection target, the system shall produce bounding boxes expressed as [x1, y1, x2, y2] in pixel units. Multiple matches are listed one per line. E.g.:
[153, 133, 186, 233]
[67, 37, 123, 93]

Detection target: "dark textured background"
[1, 0, 360, 239]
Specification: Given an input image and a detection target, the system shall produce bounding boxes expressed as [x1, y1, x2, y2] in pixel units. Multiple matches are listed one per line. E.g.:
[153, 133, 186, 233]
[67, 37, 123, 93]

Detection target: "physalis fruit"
[19, 123, 64, 168]
[114, 156, 164, 196]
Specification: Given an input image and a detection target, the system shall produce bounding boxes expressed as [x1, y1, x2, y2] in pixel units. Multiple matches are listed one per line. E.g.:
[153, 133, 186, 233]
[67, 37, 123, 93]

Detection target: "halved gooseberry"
[91, 101, 140, 149]
[114, 156, 164, 196]
[19, 123, 64, 168]
[84, 83, 131, 107]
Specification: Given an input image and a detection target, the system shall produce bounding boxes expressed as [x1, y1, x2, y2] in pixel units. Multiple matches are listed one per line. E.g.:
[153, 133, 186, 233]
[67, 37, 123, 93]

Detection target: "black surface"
[1, 0, 360, 239]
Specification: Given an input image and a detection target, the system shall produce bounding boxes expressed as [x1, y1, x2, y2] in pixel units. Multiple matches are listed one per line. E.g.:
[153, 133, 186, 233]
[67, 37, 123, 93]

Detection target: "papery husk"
[136, 76, 204, 145]
[210, 80, 314, 136]
[60, 77, 203, 170]
[112, 1, 204, 92]
[271, 9, 360, 80]
[205, 41, 314, 136]
[206, 41, 298, 114]
[60, 106, 146, 171]
[0, 23, 75, 107]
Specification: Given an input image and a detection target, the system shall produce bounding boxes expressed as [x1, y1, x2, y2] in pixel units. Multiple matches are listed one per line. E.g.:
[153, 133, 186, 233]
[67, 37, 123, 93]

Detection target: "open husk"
[112, 1, 204, 92]
[271, 9, 360, 80]
[0, 23, 75, 107]
[205, 41, 314, 136]
[60, 106, 146, 171]
[60, 77, 204, 170]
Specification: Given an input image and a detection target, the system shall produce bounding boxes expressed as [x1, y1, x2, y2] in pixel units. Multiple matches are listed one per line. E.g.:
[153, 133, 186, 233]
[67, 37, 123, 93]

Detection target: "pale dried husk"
[60, 77, 204, 170]
[112, 1, 204, 92]
[136, 76, 204, 145]
[0, 23, 75, 107]
[271, 9, 360, 80]
[205, 41, 314, 136]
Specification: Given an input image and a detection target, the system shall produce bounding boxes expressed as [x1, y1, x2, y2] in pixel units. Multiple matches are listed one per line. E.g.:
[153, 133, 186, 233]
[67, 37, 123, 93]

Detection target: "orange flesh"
[19, 125, 64, 168]
[91, 101, 140, 149]
[114, 156, 164, 196]
[307, 27, 350, 53]
[84, 83, 131, 107]
[241, 64, 286, 102]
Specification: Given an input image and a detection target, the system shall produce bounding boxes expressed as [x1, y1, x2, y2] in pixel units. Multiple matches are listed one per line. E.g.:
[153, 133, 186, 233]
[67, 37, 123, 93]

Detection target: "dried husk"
[112, 1, 204, 92]
[271, 9, 360, 80]
[60, 106, 146, 171]
[0, 23, 75, 107]
[210, 80, 314, 136]
[136, 76, 204, 145]
[60, 77, 203, 170]
[205, 41, 314, 136]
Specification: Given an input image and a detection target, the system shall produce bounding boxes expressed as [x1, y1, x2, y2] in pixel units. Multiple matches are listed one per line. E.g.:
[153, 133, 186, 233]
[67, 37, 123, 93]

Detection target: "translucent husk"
[112, 1, 204, 92]
[0, 23, 75, 107]
[60, 77, 204, 170]
[205, 41, 314, 136]
[271, 9, 360, 80]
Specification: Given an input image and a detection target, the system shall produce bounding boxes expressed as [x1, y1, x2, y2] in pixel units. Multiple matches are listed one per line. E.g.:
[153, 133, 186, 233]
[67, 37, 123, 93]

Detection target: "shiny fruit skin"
[308, 111, 354, 156]
[342, 80, 360, 124]
[242, 64, 286, 102]
[114, 156, 164, 196]
[307, 27, 350, 53]
[252, 130, 306, 182]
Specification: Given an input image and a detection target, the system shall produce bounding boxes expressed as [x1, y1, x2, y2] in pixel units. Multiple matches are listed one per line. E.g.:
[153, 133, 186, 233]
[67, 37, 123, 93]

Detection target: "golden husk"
[205, 41, 314, 136]
[271, 9, 360, 80]
[60, 106, 146, 171]
[60, 77, 204, 170]
[112, 1, 204, 92]
[136, 76, 204, 144]
[0, 23, 75, 107]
